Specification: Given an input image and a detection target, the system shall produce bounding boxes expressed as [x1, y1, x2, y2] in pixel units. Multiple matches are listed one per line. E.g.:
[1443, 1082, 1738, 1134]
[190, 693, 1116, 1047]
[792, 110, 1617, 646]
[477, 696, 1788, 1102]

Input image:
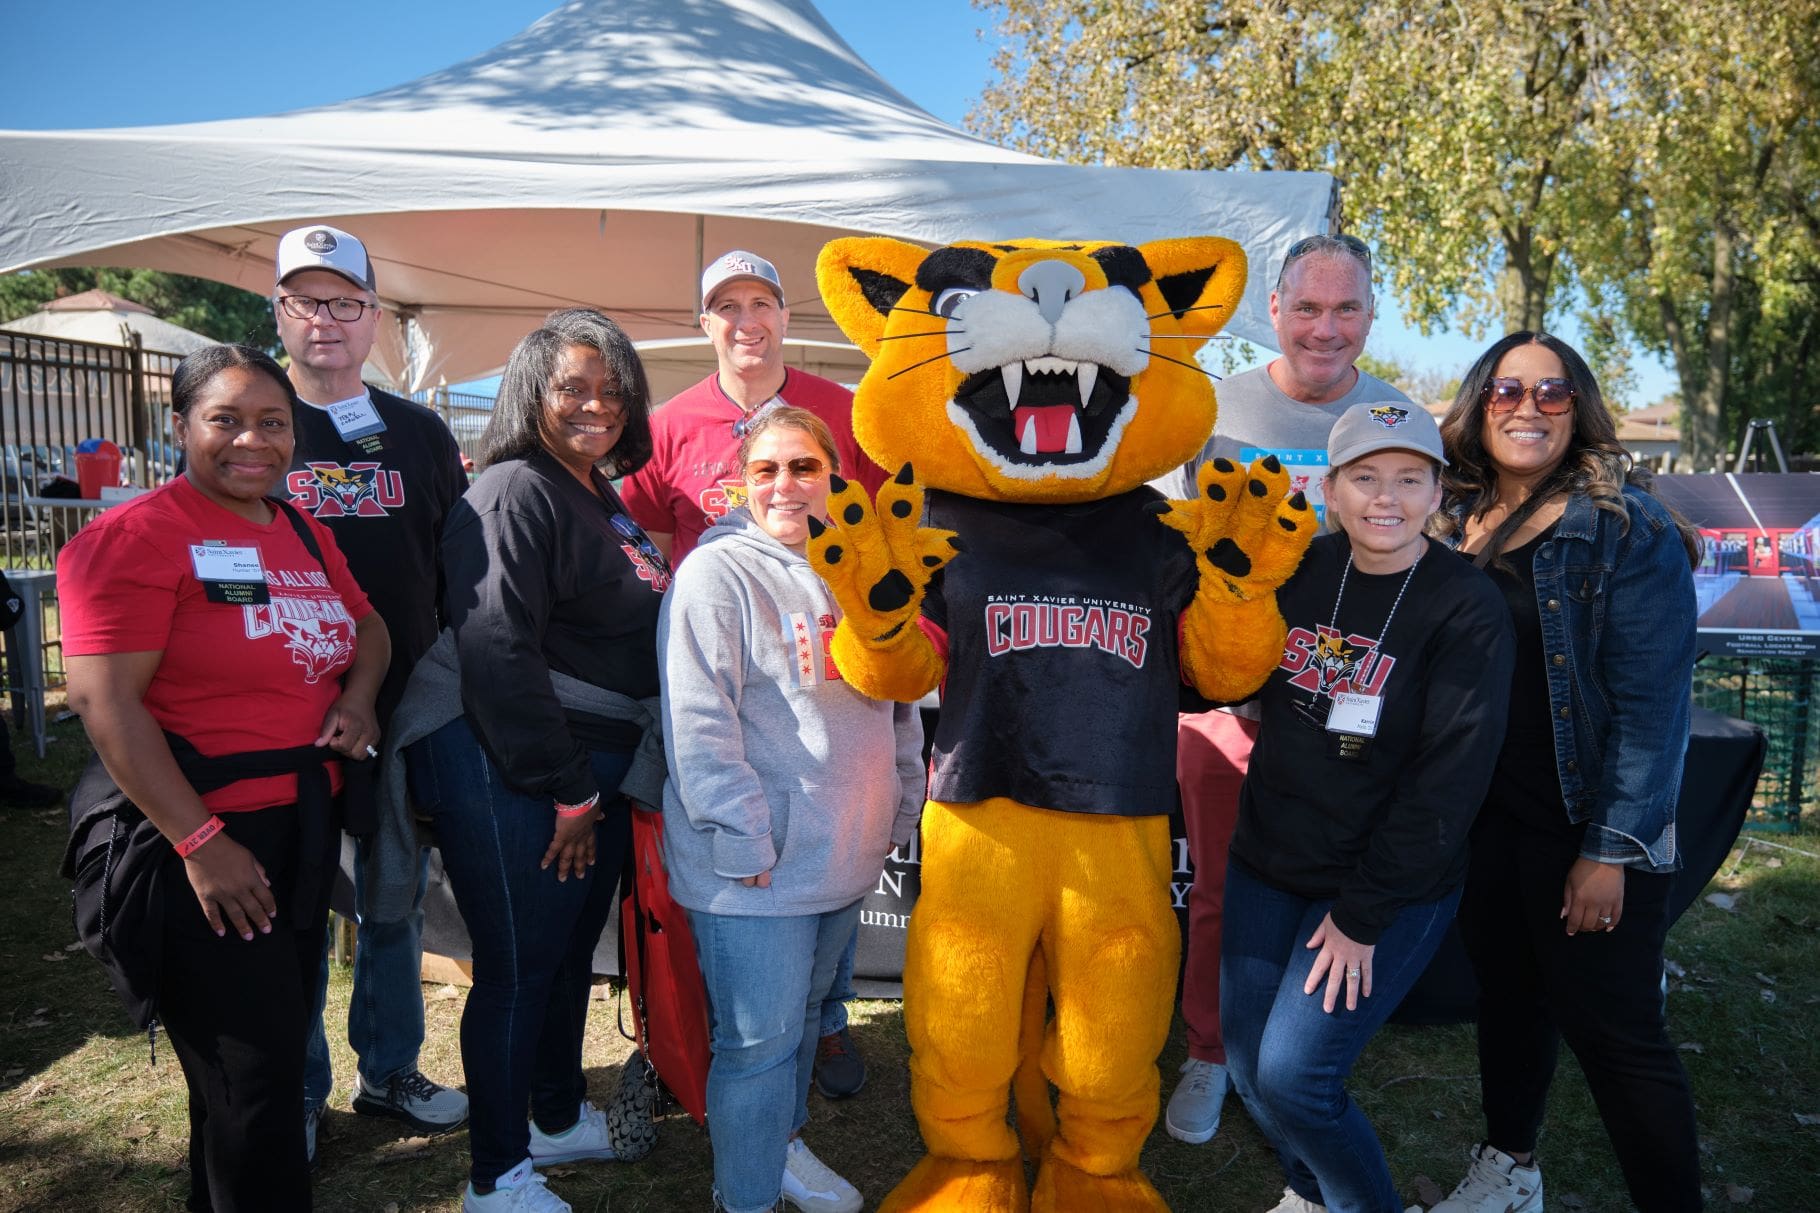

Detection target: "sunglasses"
[1277, 233, 1372, 291]
[744, 457, 827, 486]
[1482, 376, 1575, 415]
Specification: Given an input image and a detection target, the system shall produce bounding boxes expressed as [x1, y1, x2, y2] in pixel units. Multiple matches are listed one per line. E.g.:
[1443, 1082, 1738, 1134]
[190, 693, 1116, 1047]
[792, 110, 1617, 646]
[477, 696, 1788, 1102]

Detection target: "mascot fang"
[809, 237, 1315, 1212]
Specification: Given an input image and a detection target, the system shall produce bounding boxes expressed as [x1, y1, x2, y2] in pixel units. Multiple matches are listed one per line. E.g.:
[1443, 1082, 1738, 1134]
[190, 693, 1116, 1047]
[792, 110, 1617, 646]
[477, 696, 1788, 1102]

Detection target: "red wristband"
[554, 792, 601, 818]
[175, 815, 226, 858]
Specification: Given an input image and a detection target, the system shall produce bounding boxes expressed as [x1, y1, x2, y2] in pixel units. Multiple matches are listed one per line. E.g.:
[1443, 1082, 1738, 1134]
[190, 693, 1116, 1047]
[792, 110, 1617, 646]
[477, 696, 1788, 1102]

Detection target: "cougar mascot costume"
[807, 237, 1315, 1211]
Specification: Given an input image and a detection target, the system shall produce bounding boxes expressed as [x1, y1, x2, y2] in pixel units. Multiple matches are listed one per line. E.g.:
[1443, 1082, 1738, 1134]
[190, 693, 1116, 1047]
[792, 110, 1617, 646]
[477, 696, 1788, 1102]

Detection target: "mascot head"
[816, 237, 1245, 503]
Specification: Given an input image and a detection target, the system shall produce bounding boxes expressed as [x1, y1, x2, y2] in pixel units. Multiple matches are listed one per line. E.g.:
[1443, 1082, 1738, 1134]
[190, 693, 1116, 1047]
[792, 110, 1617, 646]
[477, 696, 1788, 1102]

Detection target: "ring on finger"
[1347, 967, 1361, 978]
[1598, 915, 1613, 924]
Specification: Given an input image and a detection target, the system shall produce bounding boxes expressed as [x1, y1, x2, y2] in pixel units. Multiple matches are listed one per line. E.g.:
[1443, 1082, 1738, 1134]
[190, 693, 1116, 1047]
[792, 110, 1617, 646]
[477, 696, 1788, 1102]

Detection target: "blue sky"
[1, 0, 1673, 403]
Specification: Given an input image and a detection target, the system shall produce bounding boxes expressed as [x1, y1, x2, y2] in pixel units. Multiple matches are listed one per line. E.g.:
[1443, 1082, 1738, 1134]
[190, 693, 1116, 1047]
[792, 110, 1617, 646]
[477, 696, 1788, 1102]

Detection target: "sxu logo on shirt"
[983, 594, 1152, 669]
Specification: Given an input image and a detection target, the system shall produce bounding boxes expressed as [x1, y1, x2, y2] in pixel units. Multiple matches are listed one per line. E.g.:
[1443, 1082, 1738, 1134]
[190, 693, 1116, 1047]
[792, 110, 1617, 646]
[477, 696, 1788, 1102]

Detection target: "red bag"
[619, 803, 712, 1125]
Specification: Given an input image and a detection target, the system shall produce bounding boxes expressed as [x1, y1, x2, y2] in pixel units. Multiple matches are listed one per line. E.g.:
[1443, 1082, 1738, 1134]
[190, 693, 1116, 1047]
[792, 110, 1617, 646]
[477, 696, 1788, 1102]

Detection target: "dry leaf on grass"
[1558, 1193, 1588, 1210]
[1664, 958, 1687, 978]
[1754, 972, 1778, 986]
[1706, 892, 1738, 912]
[434, 984, 461, 1001]
[1679, 1041, 1706, 1054]
[370, 1135, 434, 1163]
[1726, 1182, 1755, 1204]
[1761, 989, 1777, 1005]
[39, 952, 67, 963]
[1795, 1112, 1820, 1126]
[63, 941, 84, 952]
[1412, 1174, 1444, 1205]
[121, 1123, 154, 1140]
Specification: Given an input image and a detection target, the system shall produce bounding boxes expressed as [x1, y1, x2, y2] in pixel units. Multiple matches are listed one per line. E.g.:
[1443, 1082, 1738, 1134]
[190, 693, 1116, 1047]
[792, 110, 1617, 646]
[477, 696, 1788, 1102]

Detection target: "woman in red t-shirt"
[61, 344, 390, 1213]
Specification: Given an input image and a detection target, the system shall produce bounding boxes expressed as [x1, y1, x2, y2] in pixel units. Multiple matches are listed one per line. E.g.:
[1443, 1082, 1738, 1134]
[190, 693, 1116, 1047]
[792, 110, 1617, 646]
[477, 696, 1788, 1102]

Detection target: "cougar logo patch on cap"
[1368, 404, 1411, 428]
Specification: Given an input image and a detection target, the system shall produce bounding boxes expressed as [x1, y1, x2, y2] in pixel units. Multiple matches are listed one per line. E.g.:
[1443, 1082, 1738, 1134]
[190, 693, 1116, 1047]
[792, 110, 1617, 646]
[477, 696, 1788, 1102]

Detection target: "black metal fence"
[1, 330, 181, 568]
[412, 387, 494, 463]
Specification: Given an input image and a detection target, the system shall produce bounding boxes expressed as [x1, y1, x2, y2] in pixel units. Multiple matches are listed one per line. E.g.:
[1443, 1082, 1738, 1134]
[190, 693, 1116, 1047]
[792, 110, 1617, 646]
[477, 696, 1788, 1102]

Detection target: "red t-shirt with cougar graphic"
[59, 476, 374, 812]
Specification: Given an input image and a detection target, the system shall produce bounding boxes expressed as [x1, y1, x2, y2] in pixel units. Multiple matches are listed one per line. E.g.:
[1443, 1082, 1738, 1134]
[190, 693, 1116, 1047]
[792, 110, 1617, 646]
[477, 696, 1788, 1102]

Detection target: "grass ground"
[2, 717, 1815, 1211]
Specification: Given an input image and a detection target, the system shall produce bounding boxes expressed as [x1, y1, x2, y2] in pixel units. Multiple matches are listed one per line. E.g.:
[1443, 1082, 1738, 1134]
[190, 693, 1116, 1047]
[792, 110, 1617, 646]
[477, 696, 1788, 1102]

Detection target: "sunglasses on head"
[1277, 233, 1372, 291]
[744, 457, 826, 486]
[1482, 376, 1576, 415]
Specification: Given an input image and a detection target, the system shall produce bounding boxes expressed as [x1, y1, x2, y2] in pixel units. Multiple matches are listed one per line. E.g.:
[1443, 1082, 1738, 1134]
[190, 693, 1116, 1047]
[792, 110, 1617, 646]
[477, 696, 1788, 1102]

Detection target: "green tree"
[0, 268, 276, 350]
[970, 0, 1613, 333]
[970, 0, 1820, 462]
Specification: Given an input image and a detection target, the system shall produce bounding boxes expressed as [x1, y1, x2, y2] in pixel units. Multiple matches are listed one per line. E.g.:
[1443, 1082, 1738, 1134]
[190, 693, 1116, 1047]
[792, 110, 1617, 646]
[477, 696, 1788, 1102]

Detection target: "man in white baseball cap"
[272, 224, 472, 1160]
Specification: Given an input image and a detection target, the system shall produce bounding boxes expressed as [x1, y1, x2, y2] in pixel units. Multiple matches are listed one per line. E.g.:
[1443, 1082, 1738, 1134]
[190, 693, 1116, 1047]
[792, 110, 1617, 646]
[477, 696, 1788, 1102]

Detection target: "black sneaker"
[352, 1069, 470, 1134]
[812, 1026, 866, 1099]
[0, 774, 61, 808]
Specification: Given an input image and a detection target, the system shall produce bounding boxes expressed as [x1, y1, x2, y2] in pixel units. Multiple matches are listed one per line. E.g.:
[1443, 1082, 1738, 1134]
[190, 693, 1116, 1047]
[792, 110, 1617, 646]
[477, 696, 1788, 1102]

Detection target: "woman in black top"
[405, 309, 670, 1213]
[1429, 333, 1703, 1213]
[1222, 403, 1513, 1213]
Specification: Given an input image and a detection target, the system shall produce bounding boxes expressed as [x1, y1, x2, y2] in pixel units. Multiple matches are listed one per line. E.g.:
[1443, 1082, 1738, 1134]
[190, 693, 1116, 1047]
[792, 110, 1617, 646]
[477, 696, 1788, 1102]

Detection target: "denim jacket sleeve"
[1570, 487, 1695, 868]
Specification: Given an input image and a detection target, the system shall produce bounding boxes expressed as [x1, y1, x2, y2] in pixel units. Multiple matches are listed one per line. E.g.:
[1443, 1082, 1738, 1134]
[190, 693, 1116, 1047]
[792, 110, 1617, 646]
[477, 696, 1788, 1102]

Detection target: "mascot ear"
[1138, 237, 1248, 354]
[817, 237, 931, 357]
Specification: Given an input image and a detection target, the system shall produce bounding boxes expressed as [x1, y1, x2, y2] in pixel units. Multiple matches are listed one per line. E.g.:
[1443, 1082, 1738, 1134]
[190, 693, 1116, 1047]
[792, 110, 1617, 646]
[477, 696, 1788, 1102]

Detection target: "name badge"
[326, 396, 386, 440]
[1325, 692, 1382, 737]
[190, 542, 270, 604]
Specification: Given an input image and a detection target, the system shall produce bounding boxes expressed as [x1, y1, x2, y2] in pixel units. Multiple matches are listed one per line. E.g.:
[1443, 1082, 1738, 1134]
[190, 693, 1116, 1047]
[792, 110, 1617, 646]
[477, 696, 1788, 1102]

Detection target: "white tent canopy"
[0, 0, 1336, 393]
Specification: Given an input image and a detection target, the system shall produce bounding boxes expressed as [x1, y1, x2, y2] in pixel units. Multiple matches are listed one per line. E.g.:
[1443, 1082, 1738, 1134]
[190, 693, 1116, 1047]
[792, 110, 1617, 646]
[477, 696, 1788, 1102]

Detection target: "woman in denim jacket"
[1426, 332, 1705, 1213]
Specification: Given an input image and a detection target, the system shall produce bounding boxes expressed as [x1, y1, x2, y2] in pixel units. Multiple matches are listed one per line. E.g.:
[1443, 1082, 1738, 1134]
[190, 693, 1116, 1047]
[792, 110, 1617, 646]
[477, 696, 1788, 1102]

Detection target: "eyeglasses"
[277, 294, 376, 322]
[745, 457, 827, 485]
[1278, 233, 1372, 290]
[1482, 376, 1575, 415]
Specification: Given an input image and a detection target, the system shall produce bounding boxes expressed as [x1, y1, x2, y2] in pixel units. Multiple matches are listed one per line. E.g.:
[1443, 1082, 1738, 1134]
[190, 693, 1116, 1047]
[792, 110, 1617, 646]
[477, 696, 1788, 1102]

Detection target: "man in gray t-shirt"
[1164, 235, 1414, 1146]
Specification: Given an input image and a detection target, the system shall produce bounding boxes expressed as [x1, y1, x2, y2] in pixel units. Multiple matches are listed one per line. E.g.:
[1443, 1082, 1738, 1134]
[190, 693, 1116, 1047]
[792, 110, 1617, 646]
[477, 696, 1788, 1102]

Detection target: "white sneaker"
[1431, 1143, 1544, 1213]
[529, 1100, 620, 1165]
[464, 1158, 572, 1212]
[1164, 1057, 1228, 1144]
[353, 1068, 470, 1133]
[780, 1137, 862, 1213]
[1265, 1188, 1326, 1213]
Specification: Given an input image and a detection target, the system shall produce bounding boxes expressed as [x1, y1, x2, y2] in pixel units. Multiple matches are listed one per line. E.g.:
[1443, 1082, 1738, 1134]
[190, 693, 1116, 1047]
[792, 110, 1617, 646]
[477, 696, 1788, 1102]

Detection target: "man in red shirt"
[621, 249, 884, 565]
[621, 250, 884, 1100]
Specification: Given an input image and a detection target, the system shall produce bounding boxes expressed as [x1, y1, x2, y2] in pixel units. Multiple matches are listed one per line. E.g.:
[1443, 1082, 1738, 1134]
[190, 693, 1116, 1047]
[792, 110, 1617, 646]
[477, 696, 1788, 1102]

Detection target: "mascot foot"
[879, 1155, 1029, 1213]
[1030, 1155, 1168, 1213]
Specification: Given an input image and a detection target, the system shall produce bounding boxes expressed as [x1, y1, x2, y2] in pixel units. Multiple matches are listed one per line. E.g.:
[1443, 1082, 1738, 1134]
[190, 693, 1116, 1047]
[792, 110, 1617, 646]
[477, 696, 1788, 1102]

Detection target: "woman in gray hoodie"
[658, 406, 924, 1213]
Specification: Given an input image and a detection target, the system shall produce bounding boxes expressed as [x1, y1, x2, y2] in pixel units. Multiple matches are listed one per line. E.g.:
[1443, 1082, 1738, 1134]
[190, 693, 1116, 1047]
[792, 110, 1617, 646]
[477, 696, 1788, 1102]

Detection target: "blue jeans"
[817, 928, 858, 1037]
[689, 901, 863, 1213]
[407, 716, 632, 1189]
[1221, 860, 1459, 1213]
[304, 839, 431, 1108]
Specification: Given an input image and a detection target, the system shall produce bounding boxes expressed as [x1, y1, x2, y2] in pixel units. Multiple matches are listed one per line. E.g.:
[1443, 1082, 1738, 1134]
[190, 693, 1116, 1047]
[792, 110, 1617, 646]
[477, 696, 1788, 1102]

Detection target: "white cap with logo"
[700, 249, 785, 311]
[1327, 401, 1449, 468]
[275, 225, 376, 292]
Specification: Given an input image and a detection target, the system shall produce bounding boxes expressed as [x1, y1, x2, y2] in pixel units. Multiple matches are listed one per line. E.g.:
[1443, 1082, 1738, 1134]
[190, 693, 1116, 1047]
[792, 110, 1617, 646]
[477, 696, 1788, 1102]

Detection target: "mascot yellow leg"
[884, 801, 1177, 1213]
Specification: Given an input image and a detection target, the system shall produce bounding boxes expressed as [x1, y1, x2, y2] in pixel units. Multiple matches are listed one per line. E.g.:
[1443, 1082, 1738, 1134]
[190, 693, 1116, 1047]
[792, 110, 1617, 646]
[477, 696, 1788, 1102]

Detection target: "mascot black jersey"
[920, 487, 1197, 816]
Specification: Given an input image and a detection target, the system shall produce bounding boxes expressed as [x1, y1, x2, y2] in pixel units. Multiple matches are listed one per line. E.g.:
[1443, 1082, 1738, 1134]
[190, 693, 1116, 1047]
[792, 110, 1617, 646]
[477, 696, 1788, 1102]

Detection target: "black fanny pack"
[62, 736, 343, 1031]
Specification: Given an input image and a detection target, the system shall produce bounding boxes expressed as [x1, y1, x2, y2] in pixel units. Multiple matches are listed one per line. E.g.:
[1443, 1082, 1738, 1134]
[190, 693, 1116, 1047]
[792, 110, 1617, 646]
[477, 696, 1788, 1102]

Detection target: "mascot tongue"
[1012, 404, 1081, 454]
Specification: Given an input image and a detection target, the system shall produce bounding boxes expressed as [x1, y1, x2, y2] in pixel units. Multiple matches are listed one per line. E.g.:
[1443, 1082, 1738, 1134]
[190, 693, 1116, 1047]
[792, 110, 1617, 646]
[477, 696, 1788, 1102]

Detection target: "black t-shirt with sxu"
[441, 449, 670, 805]
[284, 386, 467, 725]
[1232, 533, 1515, 943]
[920, 487, 1198, 817]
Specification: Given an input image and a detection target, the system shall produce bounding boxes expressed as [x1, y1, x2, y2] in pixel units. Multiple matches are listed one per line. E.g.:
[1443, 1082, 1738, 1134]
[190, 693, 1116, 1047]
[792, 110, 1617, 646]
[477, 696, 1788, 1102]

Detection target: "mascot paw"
[808, 462, 963, 647]
[880, 1155, 1030, 1213]
[1030, 1155, 1168, 1213]
[1155, 455, 1316, 601]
